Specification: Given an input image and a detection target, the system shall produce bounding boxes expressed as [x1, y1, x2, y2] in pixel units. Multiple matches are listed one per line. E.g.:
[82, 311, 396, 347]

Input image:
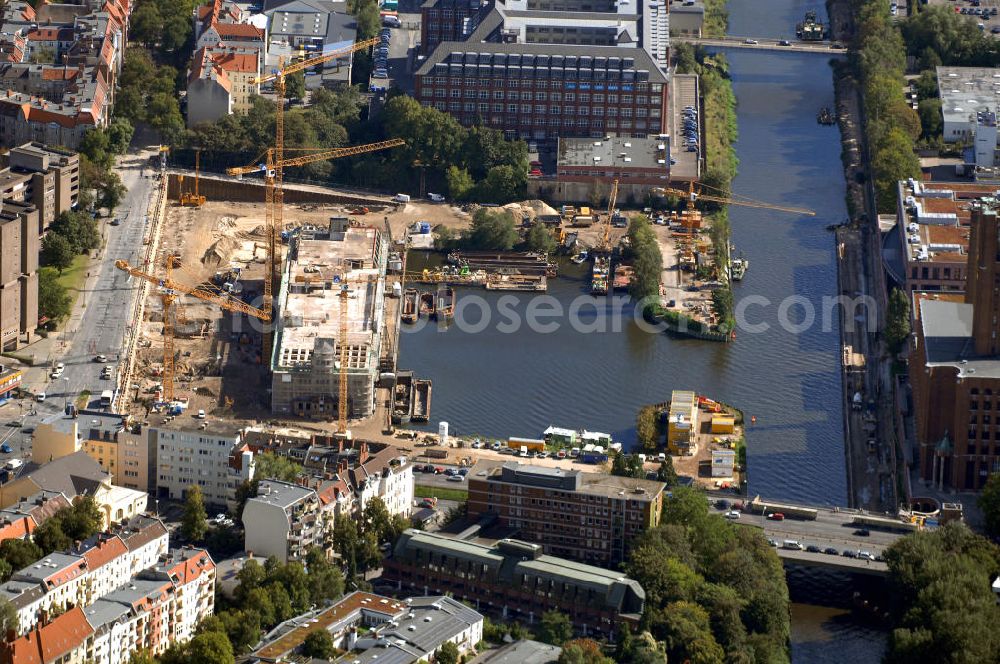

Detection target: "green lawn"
[56, 254, 91, 294]
[414, 485, 469, 502]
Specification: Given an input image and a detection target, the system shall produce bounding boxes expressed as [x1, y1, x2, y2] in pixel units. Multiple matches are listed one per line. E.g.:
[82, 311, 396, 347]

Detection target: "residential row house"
[187, 0, 265, 126]
[0, 546, 215, 664]
[243, 429, 414, 521]
[0, 0, 133, 148]
[0, 515, 169, 636]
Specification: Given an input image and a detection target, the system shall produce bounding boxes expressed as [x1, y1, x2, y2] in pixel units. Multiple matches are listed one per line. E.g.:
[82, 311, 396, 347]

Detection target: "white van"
[5, 458, 22, 470]
[570, 447, 580, 458]
[393, 193, 411, 203]
[657, 453, 667, 462]
[782, 540, 802, 550]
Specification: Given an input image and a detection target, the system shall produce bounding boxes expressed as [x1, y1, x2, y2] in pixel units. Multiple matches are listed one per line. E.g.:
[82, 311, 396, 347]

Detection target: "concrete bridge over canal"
[708, 494, 910, 576]
[673, 35, 847, 56]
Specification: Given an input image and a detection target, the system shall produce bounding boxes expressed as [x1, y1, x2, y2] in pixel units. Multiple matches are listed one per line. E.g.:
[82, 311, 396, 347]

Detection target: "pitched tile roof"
[6, 606, 93, 664]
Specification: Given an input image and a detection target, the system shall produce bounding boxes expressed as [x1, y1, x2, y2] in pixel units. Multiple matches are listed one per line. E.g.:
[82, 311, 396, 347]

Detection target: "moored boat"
[591, 256, 609, 295]
[419, 291, 435, 317]
[412, 379, 432, 422]
[392, 371, 413, 424]
[435, 284, 454, 319]
[402, 288, 419, 323]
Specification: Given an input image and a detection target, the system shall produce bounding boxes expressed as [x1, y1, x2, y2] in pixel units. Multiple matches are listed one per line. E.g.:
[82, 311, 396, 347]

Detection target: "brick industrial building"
[415, 0, 670, 140]
[913, 204, 1000, 490]
[384, 530, 644, 638]
[467, 462, 664, 566]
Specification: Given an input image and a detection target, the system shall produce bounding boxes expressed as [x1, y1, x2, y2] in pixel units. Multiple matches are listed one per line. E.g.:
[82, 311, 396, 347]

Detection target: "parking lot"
[369, 10, 421, 98]
[928, 0, 1000, 35]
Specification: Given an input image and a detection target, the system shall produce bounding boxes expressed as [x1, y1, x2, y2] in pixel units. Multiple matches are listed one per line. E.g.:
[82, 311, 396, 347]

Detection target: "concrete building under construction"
[270, 217, 388, 419]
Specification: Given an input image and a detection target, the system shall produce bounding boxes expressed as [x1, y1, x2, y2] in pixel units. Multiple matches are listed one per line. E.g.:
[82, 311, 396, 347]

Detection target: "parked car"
[854, 528, 871, 537]
[806, 545, 821, 553]
[427, 192, 445, 202]
[842, 549, 857, 558]
[447, 474, 464, 482]
[433, 466, 445, 474]
[767, 512, 785, 521]
[724, 510, 740, 520]
[94, 354, 107, 362]
[824, 547, 839, 555]
[35, 393, 46, 402]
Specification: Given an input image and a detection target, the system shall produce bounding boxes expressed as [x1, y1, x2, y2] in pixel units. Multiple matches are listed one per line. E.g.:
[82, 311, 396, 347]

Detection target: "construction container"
[711, 415, 735, 434]
[508, 437, 546, 452]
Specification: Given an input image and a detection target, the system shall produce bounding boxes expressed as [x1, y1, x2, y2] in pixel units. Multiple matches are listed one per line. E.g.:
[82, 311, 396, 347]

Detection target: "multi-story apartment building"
[0, 0, 132, 149]
[913, 204, 1000, 490]
[414, 0, 670, 140]
[468, 462, 664, 566]
[242, 479, 327, 563]
[242, 431, 414, 520]
[0, 143, 80, 231]
[0, 547, 214, 664]
[384, 530, 645, 638]
[0, 517, 170, 636]
[150, 422, 252, 510]
[271, 219, 389, 418]
[77, 411, 151, 493]
[0, 200, 37, 350]
[187, 46, 262, 127]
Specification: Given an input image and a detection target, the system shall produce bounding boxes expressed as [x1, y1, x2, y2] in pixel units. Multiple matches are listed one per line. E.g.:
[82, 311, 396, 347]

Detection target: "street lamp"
[62, 377, 70, 412]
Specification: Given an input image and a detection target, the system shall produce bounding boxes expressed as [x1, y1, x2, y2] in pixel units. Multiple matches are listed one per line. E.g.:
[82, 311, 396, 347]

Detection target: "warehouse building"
[271, 218, 389, 418]
[414, 0, 671, 140]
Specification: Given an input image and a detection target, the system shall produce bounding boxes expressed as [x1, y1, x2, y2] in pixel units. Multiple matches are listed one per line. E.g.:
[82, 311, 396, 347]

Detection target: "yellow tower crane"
[181, 149, 207, 207]
[650, 183, 816, 216]
[246, 36, 386, 328]
[597, 178, 619, 253]
[116, 259, 272, 402]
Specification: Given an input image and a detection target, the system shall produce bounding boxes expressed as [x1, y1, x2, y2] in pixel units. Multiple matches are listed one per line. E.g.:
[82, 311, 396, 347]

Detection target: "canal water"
[399, 3, 849, 506]
[399, 0, 887, 658]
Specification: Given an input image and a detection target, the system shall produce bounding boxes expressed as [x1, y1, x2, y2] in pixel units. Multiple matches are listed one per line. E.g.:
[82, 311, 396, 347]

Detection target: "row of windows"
[427, 101, 652, 117]
[422, 77, 661, 93]
[429, 88, 654, 105]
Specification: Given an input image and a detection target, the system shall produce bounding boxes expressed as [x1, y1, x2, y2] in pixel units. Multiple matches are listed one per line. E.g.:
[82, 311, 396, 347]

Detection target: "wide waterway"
[399, 10, 849, 507]
[399, 0, 888, 657]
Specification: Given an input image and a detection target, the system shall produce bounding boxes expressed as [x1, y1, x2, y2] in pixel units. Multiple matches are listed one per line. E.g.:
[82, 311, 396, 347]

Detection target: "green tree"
[129, 649, 156, 664]
[363, 497, 393, 541]
[885, 287, 912, 354]
[611, 454, 645, 479]
[187, 630, 235, 664]
[435, 641, 460, 664]
[557, 639, 614, 664]
[538, 610, 574, 646]
[39, 268, 72, 323]
[523, 222, 556, 254]
[636, 405, 661, 452]
[348, 0, 381, 38]
[285, 71, 306, 100]
[41, 234, 74, 273]
[0, 597, 16, 636]
[656, 457, 678, 486]
[979, 472, 1000, 538]
[913, 69, 939, 101]
[446, 166, 474, 200]
[469, 164, 526, 203]
[627, 216, 662, 302]
[884, 522, 1000, 664]
[0, 538, 43, 573]
[62, 496, 103, 540]
[181, 485, 209, 542]
[33, 518, 72, 554]
[50, 210, 100, 254]
[306, 547, 345, 605]
[301, 629, 335, 658]
[254, 452, 302, 482]
[655, 601, 725, 664]
[466, 208, 519, 250]
[917, 98, 943, 138]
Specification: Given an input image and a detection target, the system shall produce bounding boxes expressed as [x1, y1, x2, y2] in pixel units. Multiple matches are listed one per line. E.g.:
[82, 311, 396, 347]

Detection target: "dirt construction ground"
[128, 197, 477, 423]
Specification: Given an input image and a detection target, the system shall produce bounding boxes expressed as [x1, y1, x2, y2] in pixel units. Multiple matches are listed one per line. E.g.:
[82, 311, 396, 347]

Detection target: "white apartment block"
[242, 479, 327, 563]
[150, 423, 253, 510]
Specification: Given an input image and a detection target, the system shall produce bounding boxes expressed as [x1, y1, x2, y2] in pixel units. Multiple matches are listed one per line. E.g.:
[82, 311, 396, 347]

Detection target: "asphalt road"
[34, 150, 156, 417]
